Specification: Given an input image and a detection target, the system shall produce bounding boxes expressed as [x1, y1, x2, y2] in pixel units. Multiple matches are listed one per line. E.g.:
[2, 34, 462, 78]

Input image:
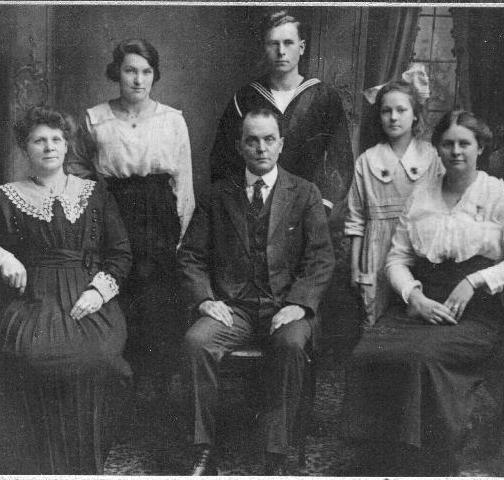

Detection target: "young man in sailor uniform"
[210, 10, 354, 214]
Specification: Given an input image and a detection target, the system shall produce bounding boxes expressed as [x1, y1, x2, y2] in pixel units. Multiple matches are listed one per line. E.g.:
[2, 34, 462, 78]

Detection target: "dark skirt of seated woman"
[342, 257, 502, 476]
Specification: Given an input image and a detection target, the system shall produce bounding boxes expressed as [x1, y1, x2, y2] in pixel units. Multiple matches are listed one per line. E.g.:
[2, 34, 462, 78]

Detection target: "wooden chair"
[220, 345, 317, 467]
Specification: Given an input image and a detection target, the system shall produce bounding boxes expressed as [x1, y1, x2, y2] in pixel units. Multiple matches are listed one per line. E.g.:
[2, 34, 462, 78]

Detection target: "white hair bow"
[363, 63, 431, 105]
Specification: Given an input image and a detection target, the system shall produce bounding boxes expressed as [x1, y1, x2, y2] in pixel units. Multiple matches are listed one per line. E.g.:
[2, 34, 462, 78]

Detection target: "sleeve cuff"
[477, 267, 504, 295]
[344, 225, 365, 237]
[322, 199, 334, 210]
[285, 302, 312, 317]
[401, 280, 423, 304]
[89, 271, 119, 303]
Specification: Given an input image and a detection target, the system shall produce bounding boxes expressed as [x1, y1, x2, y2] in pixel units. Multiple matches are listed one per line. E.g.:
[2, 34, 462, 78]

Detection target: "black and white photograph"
[0, 2, 504, 476]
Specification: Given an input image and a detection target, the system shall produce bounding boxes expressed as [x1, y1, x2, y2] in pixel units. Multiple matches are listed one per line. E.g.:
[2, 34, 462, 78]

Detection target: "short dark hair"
[260, 10, 305, 42]
[14, 106, 75, 148]
[106, 38, 160, 83]
[239, 108, 282, 138]
[373, 80, 425, 141]
[431, 110, 493, 149]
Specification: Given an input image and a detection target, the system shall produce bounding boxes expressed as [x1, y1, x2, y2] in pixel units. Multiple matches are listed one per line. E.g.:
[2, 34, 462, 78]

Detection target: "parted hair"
[260, 10, 305, 42]
[431, 110, 493, 149]
[14, 106, 75, 148]
[373, 80, 425, 142]
[239, 108, 282, 138]
[106, 38, 160, 83]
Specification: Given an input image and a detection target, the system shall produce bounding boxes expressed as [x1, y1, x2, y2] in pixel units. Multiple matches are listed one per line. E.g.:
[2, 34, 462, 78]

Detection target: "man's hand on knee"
[199, 300, 234, 327]
[270, 305, 306, 334]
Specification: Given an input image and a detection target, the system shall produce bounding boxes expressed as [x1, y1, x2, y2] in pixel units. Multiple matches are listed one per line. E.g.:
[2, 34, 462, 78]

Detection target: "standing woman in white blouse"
[69, 38, 195, 397]
[341, 111, 504, 476]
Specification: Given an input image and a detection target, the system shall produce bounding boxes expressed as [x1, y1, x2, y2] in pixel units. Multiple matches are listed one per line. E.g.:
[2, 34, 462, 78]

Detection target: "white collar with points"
[367, 139, 438, 184]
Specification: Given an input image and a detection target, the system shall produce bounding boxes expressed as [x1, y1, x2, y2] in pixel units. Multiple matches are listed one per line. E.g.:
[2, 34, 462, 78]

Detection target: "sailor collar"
[233, 78, 321, 117]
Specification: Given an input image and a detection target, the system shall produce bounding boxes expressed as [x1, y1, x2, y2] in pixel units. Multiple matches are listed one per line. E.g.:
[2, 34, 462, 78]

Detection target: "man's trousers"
[184, 304, 311, 454]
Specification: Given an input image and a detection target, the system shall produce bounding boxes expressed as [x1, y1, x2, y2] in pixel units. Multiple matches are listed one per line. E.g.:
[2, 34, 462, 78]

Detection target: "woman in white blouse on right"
[342, 110, 504, 476]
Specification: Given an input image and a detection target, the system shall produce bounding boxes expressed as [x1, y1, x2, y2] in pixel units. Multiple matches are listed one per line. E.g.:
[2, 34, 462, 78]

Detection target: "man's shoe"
[191, 446, 219, 476]
[264, 453, 287, 475]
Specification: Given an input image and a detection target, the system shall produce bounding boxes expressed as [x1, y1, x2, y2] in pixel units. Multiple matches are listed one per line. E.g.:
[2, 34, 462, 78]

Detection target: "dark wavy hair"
[14, 106, 75, 149]
[260, 10, 305, 42]
[373, 80, 425, 142]
[106, 38, 160, 83]
[431, 110, 493, 149]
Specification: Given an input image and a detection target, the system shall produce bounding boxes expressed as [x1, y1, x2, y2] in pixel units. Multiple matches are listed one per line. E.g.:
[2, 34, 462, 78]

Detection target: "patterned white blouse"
[73, 101, 195, 239]
[387, 170, 504, 300]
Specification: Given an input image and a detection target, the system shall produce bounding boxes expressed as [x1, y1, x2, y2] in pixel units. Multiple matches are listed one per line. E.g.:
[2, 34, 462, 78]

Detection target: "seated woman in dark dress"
[0, 106, 132, 474]
[341, 110, 504, 476]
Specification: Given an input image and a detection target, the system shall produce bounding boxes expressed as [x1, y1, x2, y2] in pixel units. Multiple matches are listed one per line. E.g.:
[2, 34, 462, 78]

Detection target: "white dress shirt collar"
[245, 165, 278, 202]
[245, 165, 278, 189]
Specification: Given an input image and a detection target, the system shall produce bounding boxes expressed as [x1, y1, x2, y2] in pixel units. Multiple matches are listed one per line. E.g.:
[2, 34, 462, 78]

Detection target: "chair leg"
[297, 358, 317, 467]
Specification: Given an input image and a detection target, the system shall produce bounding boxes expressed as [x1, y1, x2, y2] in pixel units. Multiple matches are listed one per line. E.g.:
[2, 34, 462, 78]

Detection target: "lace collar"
[0, 174, 96, 223]
[367, 139, 436, 184]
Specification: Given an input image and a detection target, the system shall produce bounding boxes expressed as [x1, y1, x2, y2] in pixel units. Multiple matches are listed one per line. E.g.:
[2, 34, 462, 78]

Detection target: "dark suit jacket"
[177, 167, 335, 346]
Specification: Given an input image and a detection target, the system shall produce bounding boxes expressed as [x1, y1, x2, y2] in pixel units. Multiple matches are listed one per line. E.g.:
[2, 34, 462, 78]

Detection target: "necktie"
[250, 178, 265, 216]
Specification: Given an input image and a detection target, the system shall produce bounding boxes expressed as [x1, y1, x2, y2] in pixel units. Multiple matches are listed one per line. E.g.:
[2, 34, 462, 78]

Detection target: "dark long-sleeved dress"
[0, 175, 132, 474]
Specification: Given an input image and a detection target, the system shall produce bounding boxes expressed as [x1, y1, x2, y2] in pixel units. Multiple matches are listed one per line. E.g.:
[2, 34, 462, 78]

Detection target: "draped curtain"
[359, 7, 421, 153]
[452, 8, 504, 173]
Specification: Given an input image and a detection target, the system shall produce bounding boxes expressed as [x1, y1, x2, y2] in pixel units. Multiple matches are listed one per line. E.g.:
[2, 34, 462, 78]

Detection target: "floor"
[104, 356, 504, 476]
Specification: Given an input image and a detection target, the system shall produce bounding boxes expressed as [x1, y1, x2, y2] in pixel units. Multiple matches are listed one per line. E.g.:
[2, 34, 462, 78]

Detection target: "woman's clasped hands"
[408, 277, 475, 326]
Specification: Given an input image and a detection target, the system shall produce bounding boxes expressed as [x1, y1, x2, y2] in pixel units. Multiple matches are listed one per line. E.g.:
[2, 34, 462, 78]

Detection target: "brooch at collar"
[475, 205, 484, 222]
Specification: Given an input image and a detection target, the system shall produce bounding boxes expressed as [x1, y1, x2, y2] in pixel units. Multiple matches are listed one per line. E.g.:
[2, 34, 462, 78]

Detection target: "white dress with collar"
[345, 138, 444, 325]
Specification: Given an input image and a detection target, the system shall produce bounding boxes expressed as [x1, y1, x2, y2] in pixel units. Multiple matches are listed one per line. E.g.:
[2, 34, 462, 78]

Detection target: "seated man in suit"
[178, 108, 335, 475]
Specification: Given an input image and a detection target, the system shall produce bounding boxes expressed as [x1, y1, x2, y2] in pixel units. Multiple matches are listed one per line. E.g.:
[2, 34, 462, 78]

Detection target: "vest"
[246, 188, 274, 298]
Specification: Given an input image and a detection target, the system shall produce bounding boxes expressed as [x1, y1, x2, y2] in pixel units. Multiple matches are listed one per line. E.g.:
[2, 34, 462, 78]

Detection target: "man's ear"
[235, 139, 242, 155]
[278, 137, 284, 153]
[299, 40, 306, 56]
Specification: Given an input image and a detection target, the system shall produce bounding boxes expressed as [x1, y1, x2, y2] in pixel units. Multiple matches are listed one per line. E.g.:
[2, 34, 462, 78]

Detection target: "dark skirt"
[341, 256, 503, 451]
[105, 173, 180, 260]
[0, 250, 131, 474]
[105, 174, 184, 374]
[0, 185, 132, 474]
